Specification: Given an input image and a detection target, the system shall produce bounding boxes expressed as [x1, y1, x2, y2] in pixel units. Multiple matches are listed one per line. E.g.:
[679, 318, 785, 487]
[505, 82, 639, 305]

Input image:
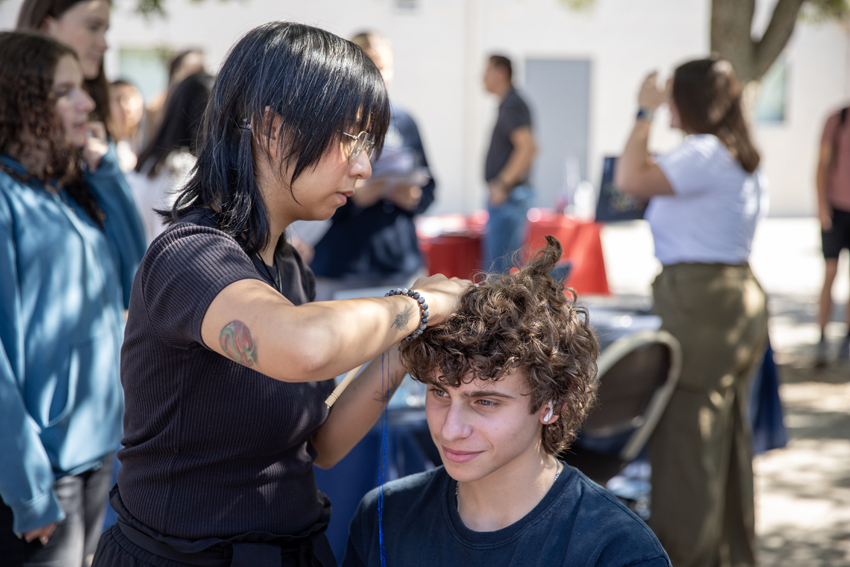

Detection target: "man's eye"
[430, 388, 447, 398]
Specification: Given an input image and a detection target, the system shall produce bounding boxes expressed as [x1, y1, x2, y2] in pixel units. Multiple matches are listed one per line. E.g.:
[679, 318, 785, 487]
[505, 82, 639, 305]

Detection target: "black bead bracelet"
[385, 288, 429, 341]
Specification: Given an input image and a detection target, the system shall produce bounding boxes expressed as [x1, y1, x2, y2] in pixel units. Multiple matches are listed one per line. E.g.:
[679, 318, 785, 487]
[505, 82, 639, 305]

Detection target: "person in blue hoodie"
[0, 32, 146, 567]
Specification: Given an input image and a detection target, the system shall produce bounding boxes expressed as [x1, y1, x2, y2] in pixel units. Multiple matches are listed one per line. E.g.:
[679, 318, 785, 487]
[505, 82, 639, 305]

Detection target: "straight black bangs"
[168, 21, 391, 257]
[218, 20, 391, 181]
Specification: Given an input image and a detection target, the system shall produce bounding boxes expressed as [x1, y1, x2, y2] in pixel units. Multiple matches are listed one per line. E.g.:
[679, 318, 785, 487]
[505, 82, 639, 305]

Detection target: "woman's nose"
[79, 90, 96, 113]
[349, 150, 372, 180]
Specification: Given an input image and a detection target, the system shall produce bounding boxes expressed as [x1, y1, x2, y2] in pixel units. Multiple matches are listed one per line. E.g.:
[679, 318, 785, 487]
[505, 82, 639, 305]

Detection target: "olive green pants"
[650, 263, 768, 567]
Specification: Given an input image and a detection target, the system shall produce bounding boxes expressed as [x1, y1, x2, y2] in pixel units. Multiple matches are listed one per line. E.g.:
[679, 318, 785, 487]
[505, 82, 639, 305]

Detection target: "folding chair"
[561, 330, 681, 488]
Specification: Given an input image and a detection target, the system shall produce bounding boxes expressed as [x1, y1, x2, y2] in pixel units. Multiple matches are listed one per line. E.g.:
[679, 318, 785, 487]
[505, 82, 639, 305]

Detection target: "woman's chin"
[82, 64, 101, 81]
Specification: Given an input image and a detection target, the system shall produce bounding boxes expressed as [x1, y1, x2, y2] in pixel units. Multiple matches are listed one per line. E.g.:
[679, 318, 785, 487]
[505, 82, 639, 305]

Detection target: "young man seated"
[342, 237, 671, 567]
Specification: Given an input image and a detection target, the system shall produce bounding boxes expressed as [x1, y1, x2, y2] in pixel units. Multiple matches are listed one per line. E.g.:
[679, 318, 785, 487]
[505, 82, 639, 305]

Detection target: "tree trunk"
[711, 0, 806, 85]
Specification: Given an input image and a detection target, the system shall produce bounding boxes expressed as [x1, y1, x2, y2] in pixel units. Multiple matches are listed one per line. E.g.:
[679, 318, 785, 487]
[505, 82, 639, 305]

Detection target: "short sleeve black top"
[343, 466, 671, 567]
[485, 89, 533, 186]
[117, 208, 335, 540]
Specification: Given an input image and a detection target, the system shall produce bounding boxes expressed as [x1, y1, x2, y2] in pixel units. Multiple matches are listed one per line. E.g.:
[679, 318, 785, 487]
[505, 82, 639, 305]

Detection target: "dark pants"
[650, 264, 767, 567]
[0, 456, 114, 567]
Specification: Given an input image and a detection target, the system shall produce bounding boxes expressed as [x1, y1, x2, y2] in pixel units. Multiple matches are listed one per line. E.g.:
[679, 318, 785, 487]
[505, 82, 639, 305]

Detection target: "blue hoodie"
[0, 145, 146, 534]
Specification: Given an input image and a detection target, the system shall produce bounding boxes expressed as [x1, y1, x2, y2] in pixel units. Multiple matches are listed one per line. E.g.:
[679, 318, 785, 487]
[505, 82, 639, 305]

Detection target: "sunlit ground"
[598, 217, 850, 567]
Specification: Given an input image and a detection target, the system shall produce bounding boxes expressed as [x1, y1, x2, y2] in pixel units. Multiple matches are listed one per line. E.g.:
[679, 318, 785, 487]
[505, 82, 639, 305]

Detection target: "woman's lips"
[441, 447, 482, 463]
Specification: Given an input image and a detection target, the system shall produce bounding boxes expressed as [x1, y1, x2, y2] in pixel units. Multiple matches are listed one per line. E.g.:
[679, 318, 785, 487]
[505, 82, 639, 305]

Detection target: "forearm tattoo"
[219, 320, 258, 367]
[392, 305, 415, 331]
[373, 366, 407, 404]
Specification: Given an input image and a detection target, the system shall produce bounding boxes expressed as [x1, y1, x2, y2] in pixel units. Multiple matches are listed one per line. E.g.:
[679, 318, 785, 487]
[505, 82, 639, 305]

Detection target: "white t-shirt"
[647, 134, 768, 266]
[127, 151, 196, 244]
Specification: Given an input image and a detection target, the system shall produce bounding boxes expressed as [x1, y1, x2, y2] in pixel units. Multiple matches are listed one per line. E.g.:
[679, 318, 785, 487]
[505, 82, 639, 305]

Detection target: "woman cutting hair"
[0, 31, 145, 567]
[92, 22, 468, 567]
[615, 57, 768, 567]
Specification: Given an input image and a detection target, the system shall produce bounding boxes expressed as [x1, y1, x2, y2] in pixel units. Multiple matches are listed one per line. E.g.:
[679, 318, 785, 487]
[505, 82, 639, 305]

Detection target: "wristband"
[636, 108, 655, 121]
[385, 288, 429, 341]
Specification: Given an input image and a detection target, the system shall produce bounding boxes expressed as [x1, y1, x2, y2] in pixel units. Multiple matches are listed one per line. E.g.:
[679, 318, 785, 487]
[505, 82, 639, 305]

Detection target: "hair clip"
[232, 117, 252, 131]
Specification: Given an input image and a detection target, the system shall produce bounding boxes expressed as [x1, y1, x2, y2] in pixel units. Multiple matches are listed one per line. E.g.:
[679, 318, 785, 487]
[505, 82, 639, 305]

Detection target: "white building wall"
[1, 0, 846, 216]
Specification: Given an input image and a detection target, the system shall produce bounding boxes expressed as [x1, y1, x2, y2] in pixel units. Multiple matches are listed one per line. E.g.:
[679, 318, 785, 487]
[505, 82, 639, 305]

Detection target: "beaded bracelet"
[385, 288, 429, 341]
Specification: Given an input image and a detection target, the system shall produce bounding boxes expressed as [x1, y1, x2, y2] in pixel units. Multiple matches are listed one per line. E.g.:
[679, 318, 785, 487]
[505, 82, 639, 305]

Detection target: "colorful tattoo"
[219, 321, 258, 367]
[392, 306, 415, 331]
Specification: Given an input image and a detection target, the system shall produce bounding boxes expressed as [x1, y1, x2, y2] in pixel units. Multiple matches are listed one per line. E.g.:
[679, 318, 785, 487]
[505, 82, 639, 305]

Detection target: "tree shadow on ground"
[758, 522, 850, 567]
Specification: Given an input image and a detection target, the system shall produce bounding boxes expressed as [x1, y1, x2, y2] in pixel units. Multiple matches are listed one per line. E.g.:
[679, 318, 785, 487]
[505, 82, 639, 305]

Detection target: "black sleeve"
[502, 98, 532, 134]
[139, 225, 262, 347]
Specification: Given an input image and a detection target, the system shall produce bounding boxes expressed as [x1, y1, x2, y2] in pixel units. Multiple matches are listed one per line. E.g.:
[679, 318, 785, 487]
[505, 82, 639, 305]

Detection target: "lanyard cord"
[377, 352, 389, 567]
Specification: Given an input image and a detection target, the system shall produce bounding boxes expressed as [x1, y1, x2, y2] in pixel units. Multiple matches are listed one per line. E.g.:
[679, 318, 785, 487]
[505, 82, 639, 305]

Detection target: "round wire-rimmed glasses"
[340, 131, 377, 163]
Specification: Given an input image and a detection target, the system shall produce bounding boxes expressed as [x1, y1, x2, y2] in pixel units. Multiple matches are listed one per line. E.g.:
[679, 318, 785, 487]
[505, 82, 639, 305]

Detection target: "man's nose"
[440, 402, 472, 441]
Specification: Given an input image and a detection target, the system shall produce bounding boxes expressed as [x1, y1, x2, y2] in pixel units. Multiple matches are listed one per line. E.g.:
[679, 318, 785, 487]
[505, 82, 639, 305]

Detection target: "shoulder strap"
[832, 107, 849, 174]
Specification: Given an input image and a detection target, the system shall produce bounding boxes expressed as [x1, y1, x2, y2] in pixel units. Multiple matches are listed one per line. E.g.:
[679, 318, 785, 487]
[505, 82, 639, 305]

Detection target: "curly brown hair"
[399, 236, 599, 454]
[0, 32, 103, 226]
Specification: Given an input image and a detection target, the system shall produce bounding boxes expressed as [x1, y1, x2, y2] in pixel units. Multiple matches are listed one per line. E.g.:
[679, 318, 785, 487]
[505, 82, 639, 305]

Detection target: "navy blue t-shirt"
[485, 89, 532, 186]
[343, 465, 671, 567]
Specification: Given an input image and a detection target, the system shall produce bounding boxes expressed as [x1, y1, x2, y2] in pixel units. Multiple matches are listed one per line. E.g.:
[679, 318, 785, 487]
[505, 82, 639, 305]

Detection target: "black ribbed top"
[117, 209, 334, 540]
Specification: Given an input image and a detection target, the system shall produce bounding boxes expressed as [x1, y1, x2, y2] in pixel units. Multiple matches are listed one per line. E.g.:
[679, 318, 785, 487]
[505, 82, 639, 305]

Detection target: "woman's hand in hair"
[83, 121, 109, 172]
[637, 72, 668, 111]
[410, 274, 471, 327]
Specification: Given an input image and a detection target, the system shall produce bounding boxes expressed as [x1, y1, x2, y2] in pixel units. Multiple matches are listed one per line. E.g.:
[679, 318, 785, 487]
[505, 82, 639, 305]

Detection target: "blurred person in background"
[481, 54, 537, 273]
[128, 72, 213, 244]
[615, 57, 768, 567]
[0, 31, 145, 567]
[815, 105, 850, 365]
[310, 30, 436, 300]
[17, 0, 113, 138]
[143, 48, 206, 143]
[109, 79, 145, 172]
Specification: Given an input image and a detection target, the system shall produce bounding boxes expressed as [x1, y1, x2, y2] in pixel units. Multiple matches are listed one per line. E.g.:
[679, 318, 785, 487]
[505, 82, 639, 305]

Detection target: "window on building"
[755, 58, 788, 124]
[394, 0, 418, 12]
[117, 48, 172, 103]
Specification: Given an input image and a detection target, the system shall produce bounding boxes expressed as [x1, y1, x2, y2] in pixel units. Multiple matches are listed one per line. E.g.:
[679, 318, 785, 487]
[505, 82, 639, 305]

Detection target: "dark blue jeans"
[0, 455, 114, 567]
[482, 185, 533, 273]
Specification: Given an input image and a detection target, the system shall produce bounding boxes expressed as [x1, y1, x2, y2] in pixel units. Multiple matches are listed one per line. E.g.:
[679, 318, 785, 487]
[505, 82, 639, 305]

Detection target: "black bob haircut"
[165, 22, 391, 257]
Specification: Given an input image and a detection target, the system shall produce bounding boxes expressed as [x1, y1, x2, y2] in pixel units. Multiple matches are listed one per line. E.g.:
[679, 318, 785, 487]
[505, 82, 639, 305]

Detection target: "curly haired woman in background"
[0, 31, 145, 567]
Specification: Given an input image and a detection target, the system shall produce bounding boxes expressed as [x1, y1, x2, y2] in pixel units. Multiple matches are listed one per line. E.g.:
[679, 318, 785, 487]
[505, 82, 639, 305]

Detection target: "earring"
[544, 402, 554, 423]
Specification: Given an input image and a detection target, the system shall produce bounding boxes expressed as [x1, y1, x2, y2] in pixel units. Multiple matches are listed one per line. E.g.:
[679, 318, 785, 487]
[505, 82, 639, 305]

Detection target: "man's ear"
[540, 401, 557, 425]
